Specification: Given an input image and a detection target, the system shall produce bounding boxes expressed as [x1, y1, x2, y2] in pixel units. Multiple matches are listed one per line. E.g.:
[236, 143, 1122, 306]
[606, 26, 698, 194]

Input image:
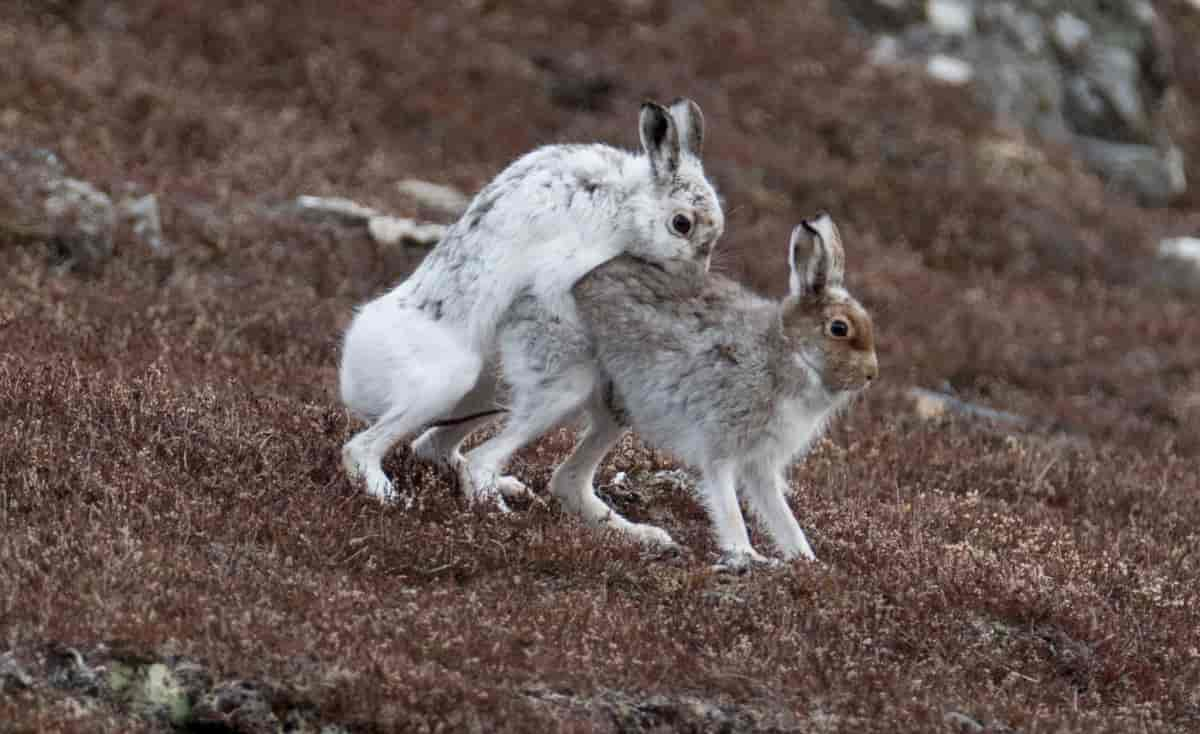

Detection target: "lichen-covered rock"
[30, 644, 352, 733]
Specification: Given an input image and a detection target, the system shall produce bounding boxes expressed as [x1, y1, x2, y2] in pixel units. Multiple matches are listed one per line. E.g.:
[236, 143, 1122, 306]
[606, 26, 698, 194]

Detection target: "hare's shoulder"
[578, 254, 705, 298]
[577, 256, 774, 316]
[577, 258, 773, 344]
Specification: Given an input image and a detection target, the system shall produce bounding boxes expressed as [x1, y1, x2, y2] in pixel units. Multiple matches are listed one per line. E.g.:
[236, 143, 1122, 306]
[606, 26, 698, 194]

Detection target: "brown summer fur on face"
[782, 289, 878, 393]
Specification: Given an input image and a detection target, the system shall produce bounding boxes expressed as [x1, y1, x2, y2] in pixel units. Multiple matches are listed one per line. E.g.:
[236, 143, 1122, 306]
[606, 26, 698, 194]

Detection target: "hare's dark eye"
[669, 213, 693, 237]
[828, 319, 850, 339]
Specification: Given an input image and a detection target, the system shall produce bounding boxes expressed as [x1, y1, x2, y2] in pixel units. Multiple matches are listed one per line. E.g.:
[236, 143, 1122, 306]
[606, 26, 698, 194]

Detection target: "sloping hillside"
[2, 2, 1199, 731]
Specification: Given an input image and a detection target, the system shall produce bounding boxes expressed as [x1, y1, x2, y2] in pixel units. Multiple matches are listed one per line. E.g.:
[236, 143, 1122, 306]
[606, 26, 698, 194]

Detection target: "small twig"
[427, 408, 509, 429]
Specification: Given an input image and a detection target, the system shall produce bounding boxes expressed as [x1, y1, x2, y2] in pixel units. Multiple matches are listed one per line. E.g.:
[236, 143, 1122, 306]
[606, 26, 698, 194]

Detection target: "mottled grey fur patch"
[420, 299, 444, 321]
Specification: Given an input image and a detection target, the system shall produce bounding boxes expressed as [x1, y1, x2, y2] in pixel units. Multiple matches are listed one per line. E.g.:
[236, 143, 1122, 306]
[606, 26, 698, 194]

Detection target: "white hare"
[487, 216, 878, 567]
[339, 98, 724, 505]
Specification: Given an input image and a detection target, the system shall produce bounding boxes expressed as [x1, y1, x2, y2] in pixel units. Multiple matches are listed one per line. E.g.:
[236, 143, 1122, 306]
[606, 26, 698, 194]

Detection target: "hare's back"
[575, 255, 766, 345]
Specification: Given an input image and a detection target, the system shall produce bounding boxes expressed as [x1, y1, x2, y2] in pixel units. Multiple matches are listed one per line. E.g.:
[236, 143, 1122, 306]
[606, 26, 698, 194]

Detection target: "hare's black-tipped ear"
[791, 214, 846, 296]
[668, 97, 704, 156]
[640, 101, 681, 179]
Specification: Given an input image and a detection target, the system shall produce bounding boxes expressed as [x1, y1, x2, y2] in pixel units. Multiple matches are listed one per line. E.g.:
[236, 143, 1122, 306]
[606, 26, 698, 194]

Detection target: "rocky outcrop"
[843, 0, 1187, 206]
[0, 149, 116, 269]
[17, 643, 350, 734]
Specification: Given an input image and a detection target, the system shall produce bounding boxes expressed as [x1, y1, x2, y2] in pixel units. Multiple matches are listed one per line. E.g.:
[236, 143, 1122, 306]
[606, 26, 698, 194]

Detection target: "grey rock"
[834, 0, 1186, 206]
[294, 194, 446, 247]
[926, 0, 974, 36]
[1050, 12, 1090, 57]
[869, 34, 905, 64]
[12, 644, 357, 732]
[191, 679, 280, 734]
[42, 178, 116, 266]
[968, 38, 1066, 140]
[908, 387, 1028, 427]
[46, 646, 102, 695]
[1074, 44, 1151, 143]
[927, 54, 973, 84]
[0, 651, 34, 691]
[522, 685, 805, 732]
[1063, 75, 1113, 139]
[1151, 236, 1200, 296]
[367, 215, 446, 247]
[0, 149, 116, 268]
[945, 710, 985, 732]
[1074, 136, 1186, 206]
[396, 178, 470, 218]
[838, 0, 924, 31]
[118, 193, 166, 253]
[978, 3, 1046, 54]
[295, 194, 380, 223]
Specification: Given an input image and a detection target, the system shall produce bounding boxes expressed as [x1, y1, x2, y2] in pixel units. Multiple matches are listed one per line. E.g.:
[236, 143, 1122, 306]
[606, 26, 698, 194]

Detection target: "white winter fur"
[339, 99, 724, 504]
[488, 217, 878, 567]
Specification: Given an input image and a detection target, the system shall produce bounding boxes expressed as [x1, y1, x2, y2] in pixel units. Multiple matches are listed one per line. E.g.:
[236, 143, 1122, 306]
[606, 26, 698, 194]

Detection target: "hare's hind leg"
[340, 308, 483, 505]
[549, 396, 676, 549]
[411, 366, 502, 471]
[461, 362, 597, 510]
[741, 466, 816, 561]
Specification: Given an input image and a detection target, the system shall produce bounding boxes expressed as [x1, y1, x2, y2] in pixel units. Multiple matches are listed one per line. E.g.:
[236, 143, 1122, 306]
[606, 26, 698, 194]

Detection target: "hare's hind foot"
[413, 429, 531, 509]
[712, 547, 780, 575]
[455, 463, 535, 514]
[411, 428, 466, 470]
[341, 443, 413, 509]
[553, 475, 677, 549]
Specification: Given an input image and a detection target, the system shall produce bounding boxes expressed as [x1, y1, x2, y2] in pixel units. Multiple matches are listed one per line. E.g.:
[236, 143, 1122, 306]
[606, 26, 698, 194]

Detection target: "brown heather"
[2, 1, 1199, 731]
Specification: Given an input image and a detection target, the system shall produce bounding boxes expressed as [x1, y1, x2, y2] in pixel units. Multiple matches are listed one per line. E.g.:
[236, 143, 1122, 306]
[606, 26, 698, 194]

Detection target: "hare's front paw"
[712, 547, 780, 574]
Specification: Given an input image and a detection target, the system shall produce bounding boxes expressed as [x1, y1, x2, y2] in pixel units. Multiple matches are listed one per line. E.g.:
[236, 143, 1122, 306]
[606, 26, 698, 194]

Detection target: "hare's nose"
[865, 358, 879, 383]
